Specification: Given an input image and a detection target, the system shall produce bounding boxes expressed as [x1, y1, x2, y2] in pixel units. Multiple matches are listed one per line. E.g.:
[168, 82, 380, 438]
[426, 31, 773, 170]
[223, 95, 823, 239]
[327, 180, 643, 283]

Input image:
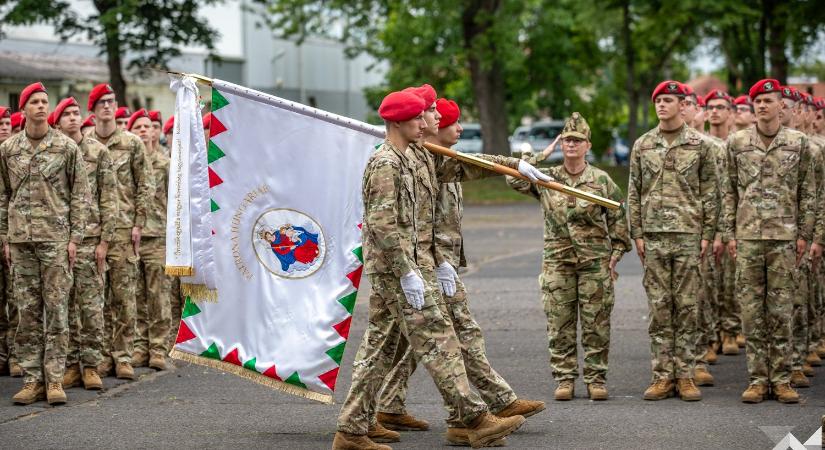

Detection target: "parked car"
[455, 123, 483, 153]
[509, 125, 531, 156]
[523, 120, 595, 164]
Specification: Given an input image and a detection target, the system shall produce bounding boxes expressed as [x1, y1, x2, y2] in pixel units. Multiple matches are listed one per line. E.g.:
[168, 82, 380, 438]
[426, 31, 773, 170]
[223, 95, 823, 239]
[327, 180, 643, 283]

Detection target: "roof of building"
[0, 50, 165, 84]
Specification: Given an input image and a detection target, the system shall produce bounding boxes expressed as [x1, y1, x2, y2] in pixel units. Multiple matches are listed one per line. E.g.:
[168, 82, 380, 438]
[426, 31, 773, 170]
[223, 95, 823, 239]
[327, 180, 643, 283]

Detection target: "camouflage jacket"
[0, 128, 89, 244]
[704, 134, 729, 240]
[407, 143, 519, 269]
[143, 150, 170, 237]
[434, 181, 465, 268]
[90, 127, 153, 230]
[507, 163, 630, 264]
[628, 125, 719, 240]
[808, 134, 825, 244]
[723, 125, 815, 242]
[362, 141, 419, 277]
[79, 135, 117, 241]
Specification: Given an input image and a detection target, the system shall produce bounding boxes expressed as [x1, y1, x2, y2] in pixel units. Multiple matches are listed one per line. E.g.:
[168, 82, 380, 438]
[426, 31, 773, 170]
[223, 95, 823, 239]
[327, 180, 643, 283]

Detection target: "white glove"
[518, 160, 553, 182]
[400, 271, 425, 310]
[436, 262, 458, 297]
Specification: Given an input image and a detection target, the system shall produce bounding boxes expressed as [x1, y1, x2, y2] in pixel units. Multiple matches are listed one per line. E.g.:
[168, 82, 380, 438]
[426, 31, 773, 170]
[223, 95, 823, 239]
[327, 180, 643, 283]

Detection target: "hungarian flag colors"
[169, 77, 383, 403]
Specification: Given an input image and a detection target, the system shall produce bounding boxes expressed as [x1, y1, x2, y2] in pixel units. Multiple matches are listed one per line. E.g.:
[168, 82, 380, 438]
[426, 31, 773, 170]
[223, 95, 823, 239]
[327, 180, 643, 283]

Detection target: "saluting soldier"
[0, 83, 90, 405]
[628, 80, 718, 402]
[508, 112, 630, 401]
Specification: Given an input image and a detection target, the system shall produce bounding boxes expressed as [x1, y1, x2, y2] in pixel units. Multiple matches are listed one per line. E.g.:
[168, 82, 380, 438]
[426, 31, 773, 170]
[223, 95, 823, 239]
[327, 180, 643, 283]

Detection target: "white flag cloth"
[170, 79, 383, 403]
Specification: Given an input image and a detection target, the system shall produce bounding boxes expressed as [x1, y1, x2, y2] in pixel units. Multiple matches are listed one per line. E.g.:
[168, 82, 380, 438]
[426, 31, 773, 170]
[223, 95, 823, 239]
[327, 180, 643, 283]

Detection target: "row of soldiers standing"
[0, 82, 187, 406]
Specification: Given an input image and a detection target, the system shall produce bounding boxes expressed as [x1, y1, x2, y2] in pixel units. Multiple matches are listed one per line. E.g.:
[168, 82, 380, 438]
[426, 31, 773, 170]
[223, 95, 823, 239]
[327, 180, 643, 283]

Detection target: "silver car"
[524, 121, 595, 164]
[454, 123, 483, 154]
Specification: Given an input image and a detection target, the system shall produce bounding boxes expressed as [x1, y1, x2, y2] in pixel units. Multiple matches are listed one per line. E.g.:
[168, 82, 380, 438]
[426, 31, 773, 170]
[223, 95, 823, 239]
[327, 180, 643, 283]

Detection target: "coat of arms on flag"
[166, 76, 383, 403]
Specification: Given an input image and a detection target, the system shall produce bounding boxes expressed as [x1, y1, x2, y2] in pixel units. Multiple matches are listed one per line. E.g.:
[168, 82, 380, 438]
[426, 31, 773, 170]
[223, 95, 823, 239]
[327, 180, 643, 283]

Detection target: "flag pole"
[166, 70, 214, 86]
[422, 142, 621, 210]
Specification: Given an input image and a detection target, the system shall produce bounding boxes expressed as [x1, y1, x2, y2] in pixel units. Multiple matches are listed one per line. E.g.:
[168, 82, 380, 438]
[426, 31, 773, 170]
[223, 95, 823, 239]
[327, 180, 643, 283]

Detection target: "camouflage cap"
[560, 112, 591, 141]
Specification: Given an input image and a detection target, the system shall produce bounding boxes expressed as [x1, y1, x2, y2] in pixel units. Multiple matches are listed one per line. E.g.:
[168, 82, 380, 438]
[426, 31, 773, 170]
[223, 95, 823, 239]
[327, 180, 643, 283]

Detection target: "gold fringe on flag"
[165, 266, 195, 277]
[169, 349, 334, 404]
[181, 283, 218, 302]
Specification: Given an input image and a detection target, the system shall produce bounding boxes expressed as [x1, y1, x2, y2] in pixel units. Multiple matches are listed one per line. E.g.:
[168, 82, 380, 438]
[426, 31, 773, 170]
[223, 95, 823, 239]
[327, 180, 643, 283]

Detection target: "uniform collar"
[555, 162, 593, 187]
[747, 124, 788, 151]
[21, 126, 58, 153]
[653, 124, 692, 149]
[94, 126, 123, 148]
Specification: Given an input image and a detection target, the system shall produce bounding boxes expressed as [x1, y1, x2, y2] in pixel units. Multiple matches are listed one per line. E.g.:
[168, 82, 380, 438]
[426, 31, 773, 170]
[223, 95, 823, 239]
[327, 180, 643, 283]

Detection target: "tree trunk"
[461, 0, 510, 156]
[96, 1, 127, 105]
[621, 1, 639, 143]
[766, 2, 788, 83]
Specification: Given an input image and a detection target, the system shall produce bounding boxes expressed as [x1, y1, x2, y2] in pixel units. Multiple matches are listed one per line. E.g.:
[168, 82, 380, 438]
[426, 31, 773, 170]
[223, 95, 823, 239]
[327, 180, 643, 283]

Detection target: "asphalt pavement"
[0, 203, 823, 449]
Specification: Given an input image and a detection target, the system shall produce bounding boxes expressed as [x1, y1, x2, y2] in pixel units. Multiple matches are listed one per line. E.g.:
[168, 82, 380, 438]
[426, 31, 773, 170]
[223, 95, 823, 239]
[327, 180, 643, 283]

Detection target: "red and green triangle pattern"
[207, 88, 229, 214]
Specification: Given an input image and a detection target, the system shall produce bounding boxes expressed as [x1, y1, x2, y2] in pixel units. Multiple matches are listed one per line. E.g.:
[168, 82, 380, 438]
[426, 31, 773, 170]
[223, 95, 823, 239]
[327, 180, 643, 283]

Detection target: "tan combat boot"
[703, 346, 718, 365]
[82, 367, 103, 390]
[773, 383, 799, 403]
[12, 382, 45, 405]
[47, 382, 67, 405]
[445, 427, 506, 447]
[802, 363, 815, 377]
[149, 354, 167, 370]
[806, 351, 822, 367]
[554, 380, 574, 401]
[643, 379, 674, 400]
[816, 339, 825, 357]
[9, 361, 23, 377]
[116, 361, 135, 380]
[722, 335, 739, 355]
[467, 413, 525, 449]
[694, 364, 714, 386]
[132, 351, 149, 367]
[367, 422, 400, 444]
[331, 432, 392, 450]
[736, 333, 746, 348]
[376, 412, 430, 431]
[741, 384, 768, 403]
[62, 364, 82, 388]
[495, 398, 546, 418]
[676, 378, 702, 401]
[587, 383, 608, 401]
[97, 358, 114, 377]
[790, 370, 811, 388]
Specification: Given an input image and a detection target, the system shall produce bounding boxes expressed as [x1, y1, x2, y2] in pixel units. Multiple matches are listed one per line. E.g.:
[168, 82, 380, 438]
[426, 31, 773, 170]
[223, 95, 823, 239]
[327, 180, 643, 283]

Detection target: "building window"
[9, 94, 19, 112]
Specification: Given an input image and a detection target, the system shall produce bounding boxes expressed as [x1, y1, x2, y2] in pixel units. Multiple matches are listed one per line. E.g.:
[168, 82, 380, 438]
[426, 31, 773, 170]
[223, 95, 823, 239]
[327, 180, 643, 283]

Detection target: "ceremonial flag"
[168, 77, 383, 403]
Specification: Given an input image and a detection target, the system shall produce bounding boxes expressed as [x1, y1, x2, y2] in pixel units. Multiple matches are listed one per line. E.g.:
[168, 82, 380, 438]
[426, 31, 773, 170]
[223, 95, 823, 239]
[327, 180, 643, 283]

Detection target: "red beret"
[733, 95, 751, 106]
[682, 84, 695, 96]
[780, 86, 799, 102]
[704, 89, 732, 105]
[82, 114, 96, 128]
[19, 82, 47, 110]
[651, 80, 687, 101]
[815, 97, 825, 111]
[10, 112, 24, 129]
[378, 91, 427, 122]
[49, 97, 79, 127]
[748, 79, 780, 101]
[149, 110, 162, 123]
[127, 108, 150, 131]
[402, 84, 437, 106]
[88, 83, 115, 111]
[202, 112, 212, 130]
[0, 106, 9, 118]
[436, 98, 460, 128]
[696, 96, 706, 107]
[801, 92, 816, 106]
[115, 106, 131, 119]
[163, 116, 175, 135]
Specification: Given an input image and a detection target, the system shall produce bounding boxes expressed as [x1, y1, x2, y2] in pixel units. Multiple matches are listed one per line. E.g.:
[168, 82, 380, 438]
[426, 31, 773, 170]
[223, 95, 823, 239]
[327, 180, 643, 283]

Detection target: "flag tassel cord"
[167, 70, 214, 86]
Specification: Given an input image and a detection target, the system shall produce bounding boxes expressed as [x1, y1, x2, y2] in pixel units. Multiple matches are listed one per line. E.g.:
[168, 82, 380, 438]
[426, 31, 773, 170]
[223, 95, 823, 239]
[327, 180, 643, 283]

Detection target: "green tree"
[0, 0, 220, 104]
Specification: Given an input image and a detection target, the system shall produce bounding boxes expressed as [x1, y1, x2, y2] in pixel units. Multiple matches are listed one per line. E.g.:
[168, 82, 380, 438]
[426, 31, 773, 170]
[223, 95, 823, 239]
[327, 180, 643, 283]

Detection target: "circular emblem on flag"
[252, 208, 326, 279]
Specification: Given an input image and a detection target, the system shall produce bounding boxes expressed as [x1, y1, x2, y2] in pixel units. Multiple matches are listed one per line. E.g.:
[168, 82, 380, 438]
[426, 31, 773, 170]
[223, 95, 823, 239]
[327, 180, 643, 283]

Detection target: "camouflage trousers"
[4, 262, 18, 366]
[9, 242, 73, 383]
[377, 276, 517, 425]
[337, 271, 487, 435]
[716, 250, 741, 337]
[642, 233, 700, 380]
[736, 240, 794, 386]
[135, 237, 172, 357]
[106, 229, 139, 364]
[809, 264, 823, 351]
[697, 254, 718, 361]
[791, 258, 811, 371]
[67, 237, 106, 368]
[0, 260, 7, 364]
[540, 256, 614, 384]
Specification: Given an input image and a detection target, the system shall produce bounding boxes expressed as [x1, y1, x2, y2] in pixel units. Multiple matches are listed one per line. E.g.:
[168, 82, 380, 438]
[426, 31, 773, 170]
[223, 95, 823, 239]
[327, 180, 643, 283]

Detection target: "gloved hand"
[400, 271, 425, 310]
[518, 160, 553, 182]
[436, 262, 458, 297]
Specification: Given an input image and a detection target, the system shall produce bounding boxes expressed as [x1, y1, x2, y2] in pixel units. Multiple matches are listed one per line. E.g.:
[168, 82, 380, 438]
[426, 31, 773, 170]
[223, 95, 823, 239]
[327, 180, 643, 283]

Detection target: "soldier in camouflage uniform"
[508, 112, 630, 401]
[375, 94, 545, 445]
[333, 90, 527, 450]
[0, 83, 89, 405]
[724, 79, 815, 404]
[628, 80, 718, 402]
[810, 97, 825, 363]
[51, 97, 116, 391]
[0, 106, 9, 376]
[87, 84, 153, 380]
[128, 110, 172, 370]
